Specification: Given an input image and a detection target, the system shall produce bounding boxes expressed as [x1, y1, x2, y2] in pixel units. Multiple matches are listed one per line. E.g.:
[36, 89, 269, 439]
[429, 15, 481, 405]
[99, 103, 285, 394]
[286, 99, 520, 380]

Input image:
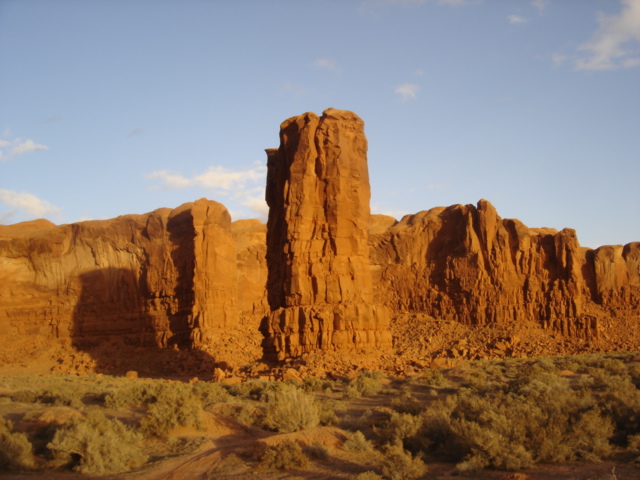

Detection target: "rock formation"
[0, 109, 639, 371]
[261, 108, 392, 360]
[369, 199, 640, 338]
[0, 199, 237, 351]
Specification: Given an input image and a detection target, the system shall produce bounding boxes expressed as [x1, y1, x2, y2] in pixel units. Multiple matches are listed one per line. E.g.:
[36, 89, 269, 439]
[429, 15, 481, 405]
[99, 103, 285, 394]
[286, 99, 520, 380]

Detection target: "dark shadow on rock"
[71, 267, 215, 378]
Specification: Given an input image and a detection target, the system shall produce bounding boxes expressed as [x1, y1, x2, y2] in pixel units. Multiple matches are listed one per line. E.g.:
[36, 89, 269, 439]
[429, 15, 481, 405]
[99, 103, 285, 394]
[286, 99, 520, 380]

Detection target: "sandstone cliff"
[0, 199, 237, 352]
[1, 109, 639, 373]
[369, 199, 640, 337]
[261, 108, 392, 360]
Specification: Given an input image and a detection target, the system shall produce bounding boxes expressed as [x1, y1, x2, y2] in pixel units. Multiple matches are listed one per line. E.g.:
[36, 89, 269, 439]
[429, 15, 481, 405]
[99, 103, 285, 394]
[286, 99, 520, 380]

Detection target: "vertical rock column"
[262, 108, 392, 360]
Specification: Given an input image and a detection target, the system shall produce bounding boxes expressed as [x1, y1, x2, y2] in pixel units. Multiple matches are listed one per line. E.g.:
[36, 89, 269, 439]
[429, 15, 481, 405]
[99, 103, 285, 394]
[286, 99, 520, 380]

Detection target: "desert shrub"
[264, 384, 319, 432]
[139, 384, 204, 437]
[628, 433, 640, 451]
[379, 412, 423, 446]
[192, 381, 231, 406]
[340, 409, 375, 431]
[344, 370, 384, 398]
[11, 387, 84, 408]
[344, 430, 374, 452]
[419, 368, 448, 387]
[103, 382, 162, 409]
[227, 380, 269, 400]
[357, 472, 384, 480]
[380, 442, 427, 480]
[258, 439, 309, 470]
[390, 389, 424, 415]
[218, 403, 265, 428]
[303, 376, 330, 392]
[304, 441, 329, 460]
[47, 409, 147, 474]
[0, 417, 34, 471]
[590, 371, 640, 442]
[316, 397, 338, 426]
[207, 453, 245, 477]
[628, 363, 640, 388]
[168, 435, 208, 455]
[380, 365, 619, 472]
[553, 356, 581, 373]
[462, 369, 489, 391]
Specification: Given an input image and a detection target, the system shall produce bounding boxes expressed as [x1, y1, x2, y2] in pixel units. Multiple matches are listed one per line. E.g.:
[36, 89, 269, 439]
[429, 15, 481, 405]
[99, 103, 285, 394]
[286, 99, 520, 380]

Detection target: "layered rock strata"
[0, 199, 237, 349]
[369, 199, 640, 338]
[261, 108, 392, 359]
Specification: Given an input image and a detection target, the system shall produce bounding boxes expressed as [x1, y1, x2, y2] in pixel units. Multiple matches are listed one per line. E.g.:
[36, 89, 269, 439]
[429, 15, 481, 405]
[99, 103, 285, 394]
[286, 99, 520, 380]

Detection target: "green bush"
[0, 417, 34, 471]
[259, 439, 309, 470]
[47, 410, 147, 474]
[264, 384, 319, 433]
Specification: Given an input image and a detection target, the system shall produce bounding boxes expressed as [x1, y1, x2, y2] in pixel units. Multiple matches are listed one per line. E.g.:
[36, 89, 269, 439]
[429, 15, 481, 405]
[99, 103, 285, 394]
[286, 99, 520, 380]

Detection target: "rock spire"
[261, 108, 392, 359]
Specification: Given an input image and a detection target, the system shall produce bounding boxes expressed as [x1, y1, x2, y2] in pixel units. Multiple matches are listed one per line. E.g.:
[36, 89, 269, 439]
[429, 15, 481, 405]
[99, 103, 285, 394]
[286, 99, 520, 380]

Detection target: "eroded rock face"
[1, 108, 639, 369]
[0, 199, 237, 349]
[262, 108, 392, 359]
[369, 199, 640, 337]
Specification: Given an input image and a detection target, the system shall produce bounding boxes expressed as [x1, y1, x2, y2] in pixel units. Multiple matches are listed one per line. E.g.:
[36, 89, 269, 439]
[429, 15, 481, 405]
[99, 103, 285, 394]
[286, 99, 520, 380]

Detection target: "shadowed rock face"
[0, 199, 237, 350]
[261, 109, 392, 359]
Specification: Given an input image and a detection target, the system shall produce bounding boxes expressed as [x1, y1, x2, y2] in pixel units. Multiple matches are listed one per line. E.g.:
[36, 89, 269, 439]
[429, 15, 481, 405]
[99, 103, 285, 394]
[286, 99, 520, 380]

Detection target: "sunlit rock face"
[368, 199, 640, 338]
[261, 108, 392, 360]
[0, 199, 238, 350]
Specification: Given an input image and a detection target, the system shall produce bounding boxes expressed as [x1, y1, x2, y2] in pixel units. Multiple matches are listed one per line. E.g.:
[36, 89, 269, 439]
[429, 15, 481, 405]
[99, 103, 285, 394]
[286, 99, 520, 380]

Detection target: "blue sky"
[1, 0, 639, 249]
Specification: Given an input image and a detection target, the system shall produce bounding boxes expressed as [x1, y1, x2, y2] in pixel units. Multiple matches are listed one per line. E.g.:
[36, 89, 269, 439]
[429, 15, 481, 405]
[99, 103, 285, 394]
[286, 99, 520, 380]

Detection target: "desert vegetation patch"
[1, 352, 640, 479]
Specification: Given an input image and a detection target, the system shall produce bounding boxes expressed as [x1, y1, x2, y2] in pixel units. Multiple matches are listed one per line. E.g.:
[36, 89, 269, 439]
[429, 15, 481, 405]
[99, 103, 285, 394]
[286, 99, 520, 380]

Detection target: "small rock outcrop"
[261, 108, 392, 359]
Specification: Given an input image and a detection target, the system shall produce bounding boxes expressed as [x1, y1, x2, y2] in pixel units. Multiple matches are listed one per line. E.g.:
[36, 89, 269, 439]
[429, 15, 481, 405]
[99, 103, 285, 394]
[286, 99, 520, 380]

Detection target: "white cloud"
[312, 58, 341, 73]
[146, 163, 267, 194]
[552, 52, 568, 66]
[394, 83, 420, 102]
[0, 189, 61, 223]
[0, 140, 9, 148]
[240, 194, 269, 218]
[371, 205, 410, 219]
[508, 14, 527, 24]
[9, 139, 49, 156]
[145, 170, 192, 189]
[531, 0, 547, 13]
[576, 0, 640, 71]
[281, 82, 309, 98]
